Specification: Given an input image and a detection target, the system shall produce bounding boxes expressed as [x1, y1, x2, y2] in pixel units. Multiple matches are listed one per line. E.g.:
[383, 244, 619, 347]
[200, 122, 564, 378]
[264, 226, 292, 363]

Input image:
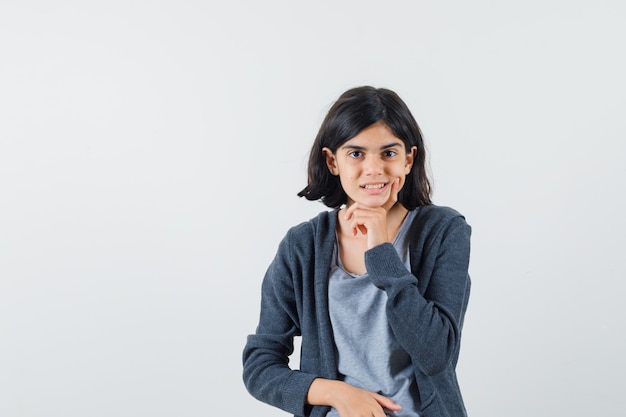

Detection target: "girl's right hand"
[343, 178, 401, 249]
[307, 378, 401, 417]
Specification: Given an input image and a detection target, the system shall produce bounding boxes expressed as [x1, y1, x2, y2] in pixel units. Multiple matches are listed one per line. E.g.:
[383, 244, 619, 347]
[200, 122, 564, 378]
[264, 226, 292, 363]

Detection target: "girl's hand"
[344, 178, 401, 249]
[307, 379, 401, 417]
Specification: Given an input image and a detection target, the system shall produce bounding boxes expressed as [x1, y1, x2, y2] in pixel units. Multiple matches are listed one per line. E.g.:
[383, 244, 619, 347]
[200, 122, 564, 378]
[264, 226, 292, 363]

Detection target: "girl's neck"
[383, 203, 409, 241]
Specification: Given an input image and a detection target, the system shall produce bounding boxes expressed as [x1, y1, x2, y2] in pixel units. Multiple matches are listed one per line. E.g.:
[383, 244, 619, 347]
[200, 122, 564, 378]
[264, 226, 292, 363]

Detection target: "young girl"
[242, 86, 471, 417]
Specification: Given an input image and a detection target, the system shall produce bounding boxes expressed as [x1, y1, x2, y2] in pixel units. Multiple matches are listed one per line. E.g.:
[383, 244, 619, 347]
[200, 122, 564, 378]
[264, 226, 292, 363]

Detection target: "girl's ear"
[322, 147, 339, 176]
[405, 146, 417, 174]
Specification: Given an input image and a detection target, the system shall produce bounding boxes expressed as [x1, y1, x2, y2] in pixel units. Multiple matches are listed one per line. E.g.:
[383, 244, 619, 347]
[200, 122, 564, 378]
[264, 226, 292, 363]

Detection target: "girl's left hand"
[344, 178, 401, 249]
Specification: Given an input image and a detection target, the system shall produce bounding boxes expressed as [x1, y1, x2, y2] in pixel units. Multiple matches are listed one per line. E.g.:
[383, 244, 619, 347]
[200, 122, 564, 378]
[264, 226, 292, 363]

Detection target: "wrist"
[306, 378, 343, 407]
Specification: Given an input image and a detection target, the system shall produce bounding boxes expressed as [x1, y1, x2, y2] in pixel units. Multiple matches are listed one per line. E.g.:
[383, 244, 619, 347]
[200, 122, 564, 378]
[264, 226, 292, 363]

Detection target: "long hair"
[298, 86, 432, 209]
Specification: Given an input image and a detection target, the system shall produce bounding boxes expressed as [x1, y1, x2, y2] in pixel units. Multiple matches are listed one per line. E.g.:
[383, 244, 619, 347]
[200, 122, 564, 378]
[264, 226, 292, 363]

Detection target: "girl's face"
[323, 122, 416, 208]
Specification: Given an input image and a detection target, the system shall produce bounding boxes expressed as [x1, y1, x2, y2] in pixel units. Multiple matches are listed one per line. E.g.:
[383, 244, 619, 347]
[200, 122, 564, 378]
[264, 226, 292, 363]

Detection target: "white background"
[2, 1, 625, 416]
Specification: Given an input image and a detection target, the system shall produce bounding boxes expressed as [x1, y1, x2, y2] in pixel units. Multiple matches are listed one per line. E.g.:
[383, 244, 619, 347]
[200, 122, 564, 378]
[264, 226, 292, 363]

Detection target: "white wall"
[2, 1, 625, 416]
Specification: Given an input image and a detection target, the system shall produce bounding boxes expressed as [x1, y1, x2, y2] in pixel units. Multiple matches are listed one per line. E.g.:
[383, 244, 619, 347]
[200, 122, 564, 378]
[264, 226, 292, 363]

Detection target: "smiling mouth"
[361, 183, 387, 189]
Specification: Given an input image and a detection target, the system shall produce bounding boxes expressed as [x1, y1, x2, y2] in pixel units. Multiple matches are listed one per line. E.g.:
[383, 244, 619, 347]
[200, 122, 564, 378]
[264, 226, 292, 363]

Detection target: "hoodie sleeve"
[365, 215, 471, 376]
[242, 230, 319, 416]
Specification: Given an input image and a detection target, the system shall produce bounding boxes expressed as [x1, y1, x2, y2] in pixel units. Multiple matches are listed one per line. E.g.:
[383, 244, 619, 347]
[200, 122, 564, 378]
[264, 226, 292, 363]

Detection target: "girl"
[242, 86, 471, 417]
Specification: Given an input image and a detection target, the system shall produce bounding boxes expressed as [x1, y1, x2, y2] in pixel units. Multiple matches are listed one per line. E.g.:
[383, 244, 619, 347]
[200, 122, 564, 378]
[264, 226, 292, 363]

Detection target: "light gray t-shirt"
[327, 210, 420, 417]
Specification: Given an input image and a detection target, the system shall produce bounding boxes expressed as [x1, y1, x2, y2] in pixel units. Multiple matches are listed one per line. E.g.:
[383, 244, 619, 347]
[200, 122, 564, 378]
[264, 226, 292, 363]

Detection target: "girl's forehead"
[340, 123, 403, 149]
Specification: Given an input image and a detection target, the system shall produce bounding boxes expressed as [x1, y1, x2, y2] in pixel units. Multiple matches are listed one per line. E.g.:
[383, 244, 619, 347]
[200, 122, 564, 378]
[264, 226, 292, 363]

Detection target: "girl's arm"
[242, 233, 318, 416]
[365, 215, 471, 376]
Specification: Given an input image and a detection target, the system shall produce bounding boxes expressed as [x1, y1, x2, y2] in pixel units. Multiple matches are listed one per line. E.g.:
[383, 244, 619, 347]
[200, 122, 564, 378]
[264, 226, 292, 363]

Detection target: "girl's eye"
[349, 151, 363, 158]
[383, 150, 397, 158]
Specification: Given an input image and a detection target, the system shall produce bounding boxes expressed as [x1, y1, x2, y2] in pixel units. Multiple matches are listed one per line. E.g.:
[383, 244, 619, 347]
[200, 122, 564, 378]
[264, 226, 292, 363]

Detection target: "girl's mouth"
[363, 184, 387, 190]
[361, 183, 387, 189]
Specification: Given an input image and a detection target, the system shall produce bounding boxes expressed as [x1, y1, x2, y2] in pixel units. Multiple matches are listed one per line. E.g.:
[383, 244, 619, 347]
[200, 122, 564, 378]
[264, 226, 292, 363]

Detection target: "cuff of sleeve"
[280, 371, 318, 416]
[365, 243, 416, 290]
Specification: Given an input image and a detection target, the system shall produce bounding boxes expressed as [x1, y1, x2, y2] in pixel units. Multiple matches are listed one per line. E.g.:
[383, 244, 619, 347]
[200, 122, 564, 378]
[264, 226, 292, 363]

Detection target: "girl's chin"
[346, 197, 388, 209]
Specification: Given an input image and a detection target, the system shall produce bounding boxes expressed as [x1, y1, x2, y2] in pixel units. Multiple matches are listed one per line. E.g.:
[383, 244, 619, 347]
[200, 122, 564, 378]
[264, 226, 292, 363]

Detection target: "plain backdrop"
[2, 1, 625, 416]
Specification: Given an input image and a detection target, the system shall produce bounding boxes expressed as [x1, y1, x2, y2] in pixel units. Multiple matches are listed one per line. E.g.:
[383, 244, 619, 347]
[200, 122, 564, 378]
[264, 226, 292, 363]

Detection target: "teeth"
[363, 183, 385, 189]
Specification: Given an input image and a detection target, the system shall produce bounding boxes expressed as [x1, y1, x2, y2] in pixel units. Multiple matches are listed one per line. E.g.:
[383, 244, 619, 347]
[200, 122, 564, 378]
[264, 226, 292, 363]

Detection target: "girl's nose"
[364, 156, 383, 175]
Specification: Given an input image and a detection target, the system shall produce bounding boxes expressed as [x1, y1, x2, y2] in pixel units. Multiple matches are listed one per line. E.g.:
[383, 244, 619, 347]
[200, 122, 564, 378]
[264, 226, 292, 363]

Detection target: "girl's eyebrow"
[340, 142, 404, 151]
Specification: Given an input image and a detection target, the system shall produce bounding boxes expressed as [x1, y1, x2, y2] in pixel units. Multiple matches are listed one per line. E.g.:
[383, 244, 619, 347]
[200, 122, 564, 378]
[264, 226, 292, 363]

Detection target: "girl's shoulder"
[287, 209, 336, 233]
[415, 204, 466, 221]
[410, 204, 470, 235]
[282, 209, 338, 244]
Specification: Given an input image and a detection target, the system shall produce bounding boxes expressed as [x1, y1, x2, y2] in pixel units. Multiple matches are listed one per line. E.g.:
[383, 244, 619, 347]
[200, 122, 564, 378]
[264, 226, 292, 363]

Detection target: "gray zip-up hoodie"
[243, 205, 471, 417]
